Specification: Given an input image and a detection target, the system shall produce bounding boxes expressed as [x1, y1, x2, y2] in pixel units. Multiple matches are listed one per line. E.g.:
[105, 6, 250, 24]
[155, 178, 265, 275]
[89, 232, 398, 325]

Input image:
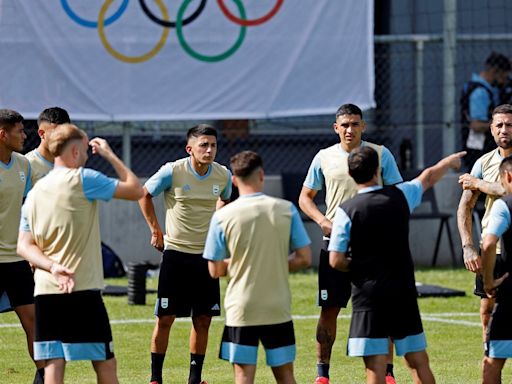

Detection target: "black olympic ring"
[138, 0, 207, 28]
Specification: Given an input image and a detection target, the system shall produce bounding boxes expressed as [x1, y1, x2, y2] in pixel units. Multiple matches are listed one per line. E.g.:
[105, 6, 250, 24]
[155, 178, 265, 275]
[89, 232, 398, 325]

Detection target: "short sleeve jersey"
[145, 157, 232, 254]
[303, 141, 403, 221]
[203, 193, 310, 327]
[471, 149, 502, 253]
[0, 152, 31, 262]
[25, 149, 53, 185]
[20, 167, 118, 295]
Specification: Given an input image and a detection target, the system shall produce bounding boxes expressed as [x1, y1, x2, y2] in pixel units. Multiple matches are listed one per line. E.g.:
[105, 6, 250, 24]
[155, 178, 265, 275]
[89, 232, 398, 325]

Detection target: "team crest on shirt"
[212, 184, 220, 195]
[183, 184, 191, 192]
[161, 298, 169, 309]
[19, 171, 25, 182]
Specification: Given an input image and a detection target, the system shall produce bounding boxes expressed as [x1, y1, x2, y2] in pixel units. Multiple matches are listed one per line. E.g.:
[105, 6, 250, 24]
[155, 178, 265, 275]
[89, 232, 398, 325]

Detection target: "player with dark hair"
[299, 103, 402, 384]
[458, 104, 512, 341]
[329, 146, 464, 384]
[25, 107, 71, 185]
[0, 109, 43, 383]
[204, 150, 311, 384]
[139, 124, 232, 384]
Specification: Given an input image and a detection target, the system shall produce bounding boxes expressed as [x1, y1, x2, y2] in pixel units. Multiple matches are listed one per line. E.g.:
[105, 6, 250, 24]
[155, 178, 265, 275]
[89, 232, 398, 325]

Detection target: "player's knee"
[155, 315, 174, 329]
[192, 314, 212, 330]
[319, 306, 340, 322]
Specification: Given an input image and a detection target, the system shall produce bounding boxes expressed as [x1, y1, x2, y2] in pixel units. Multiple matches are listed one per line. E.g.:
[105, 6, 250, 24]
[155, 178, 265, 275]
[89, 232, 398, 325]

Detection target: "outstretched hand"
[445, 151, 466, 170]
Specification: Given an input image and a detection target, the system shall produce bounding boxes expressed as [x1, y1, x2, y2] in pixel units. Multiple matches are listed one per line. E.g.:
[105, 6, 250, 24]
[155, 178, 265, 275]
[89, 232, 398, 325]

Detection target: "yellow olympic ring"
[98, 0, 170, 64]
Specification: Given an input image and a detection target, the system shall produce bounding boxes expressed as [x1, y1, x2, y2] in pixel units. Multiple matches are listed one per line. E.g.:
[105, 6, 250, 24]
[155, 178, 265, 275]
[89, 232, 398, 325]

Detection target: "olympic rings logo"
[60, 0, 283, 63]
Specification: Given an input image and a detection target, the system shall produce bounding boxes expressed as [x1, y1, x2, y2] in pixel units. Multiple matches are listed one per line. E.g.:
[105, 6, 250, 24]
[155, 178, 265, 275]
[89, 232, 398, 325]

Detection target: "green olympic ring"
[176, 0, 246, 63]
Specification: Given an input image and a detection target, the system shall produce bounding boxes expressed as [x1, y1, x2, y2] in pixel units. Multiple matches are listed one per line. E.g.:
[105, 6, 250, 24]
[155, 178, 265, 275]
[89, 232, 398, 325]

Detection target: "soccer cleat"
[385, 374, 397, 384]
[314, 377, 330, 384]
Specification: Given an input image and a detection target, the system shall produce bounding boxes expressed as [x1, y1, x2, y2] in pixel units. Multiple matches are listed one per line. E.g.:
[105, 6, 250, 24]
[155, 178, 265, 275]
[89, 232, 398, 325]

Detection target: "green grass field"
[0, 268, 509, 383]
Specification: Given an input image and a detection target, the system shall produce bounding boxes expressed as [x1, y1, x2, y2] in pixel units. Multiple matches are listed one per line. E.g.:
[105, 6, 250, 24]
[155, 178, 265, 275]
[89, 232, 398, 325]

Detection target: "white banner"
[0, 0, 374, 121]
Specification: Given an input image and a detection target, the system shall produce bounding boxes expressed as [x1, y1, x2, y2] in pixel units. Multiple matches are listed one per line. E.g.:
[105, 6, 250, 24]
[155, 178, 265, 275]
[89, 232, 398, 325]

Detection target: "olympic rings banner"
[0, 0, 374, 121]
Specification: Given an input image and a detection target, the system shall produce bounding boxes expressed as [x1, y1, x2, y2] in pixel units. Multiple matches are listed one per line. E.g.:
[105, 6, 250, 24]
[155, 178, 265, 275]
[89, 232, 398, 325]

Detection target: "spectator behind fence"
[298, 103, 402, 384]
[17, 123, 143, 384]
[329, 146, 464, 384]
[460, 52, 511, 171]
[138, 124, 232, 384]
[203, 150, 312, 384]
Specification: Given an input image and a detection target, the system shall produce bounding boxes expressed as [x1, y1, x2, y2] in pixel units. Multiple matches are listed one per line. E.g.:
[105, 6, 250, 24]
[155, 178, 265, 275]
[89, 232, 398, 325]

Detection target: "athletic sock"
[188, 353, 205, 384]
[317, 362, 330, 378]
[386, 363, 395, 377]
[151, 352, 165, 383]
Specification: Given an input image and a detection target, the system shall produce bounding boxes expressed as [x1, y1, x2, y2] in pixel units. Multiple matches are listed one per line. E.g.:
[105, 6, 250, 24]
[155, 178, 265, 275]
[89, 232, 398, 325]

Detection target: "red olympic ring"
[216, 0, 283, 27]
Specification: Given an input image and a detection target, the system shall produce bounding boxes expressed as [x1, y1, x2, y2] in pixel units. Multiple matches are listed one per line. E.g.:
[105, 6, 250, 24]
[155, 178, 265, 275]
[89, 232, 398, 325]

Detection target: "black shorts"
[485, 301, 512, 358]
[348, 297, 425, 357]
[318, 241, 351, 308]
[155, 250, 220, 318]
[475, 253, 505, 298]
[0, 260, 35, 309]
[219, 321, 296, 367]
[34, 290, 114, 361]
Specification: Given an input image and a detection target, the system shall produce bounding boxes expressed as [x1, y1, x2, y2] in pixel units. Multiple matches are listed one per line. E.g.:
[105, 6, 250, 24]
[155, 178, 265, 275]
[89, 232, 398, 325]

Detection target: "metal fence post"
[415, 39, 425, 169]
[122, 122, 131, 169]
[442, 0, 457, 157]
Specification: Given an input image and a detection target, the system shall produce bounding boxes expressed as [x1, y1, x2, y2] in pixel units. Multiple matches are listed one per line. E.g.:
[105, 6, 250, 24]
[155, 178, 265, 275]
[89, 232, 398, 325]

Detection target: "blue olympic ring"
[61, 0, 129, 28]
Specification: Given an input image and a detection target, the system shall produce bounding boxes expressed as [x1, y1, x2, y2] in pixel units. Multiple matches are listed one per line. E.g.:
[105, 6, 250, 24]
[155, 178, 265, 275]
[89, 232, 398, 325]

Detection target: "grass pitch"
[0, 268, 508, 383]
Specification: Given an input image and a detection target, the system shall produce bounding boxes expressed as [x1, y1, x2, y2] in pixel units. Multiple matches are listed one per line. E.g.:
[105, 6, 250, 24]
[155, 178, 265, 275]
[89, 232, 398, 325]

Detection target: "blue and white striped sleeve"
[81, 168, 118, 201]
[328, 207, 352, 253]
[203, 214, 229, 261]
[290, 205, 311, 250]
[145, 163, 173, 197]
[485, 199, 511, 238]
[303, 154, 324, 190]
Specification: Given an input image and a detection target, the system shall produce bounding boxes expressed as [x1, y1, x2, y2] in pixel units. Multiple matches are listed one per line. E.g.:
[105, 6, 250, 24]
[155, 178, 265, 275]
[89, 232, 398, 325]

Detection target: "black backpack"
[459, 81, 495, 150]
[102, 242, 126, 278]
